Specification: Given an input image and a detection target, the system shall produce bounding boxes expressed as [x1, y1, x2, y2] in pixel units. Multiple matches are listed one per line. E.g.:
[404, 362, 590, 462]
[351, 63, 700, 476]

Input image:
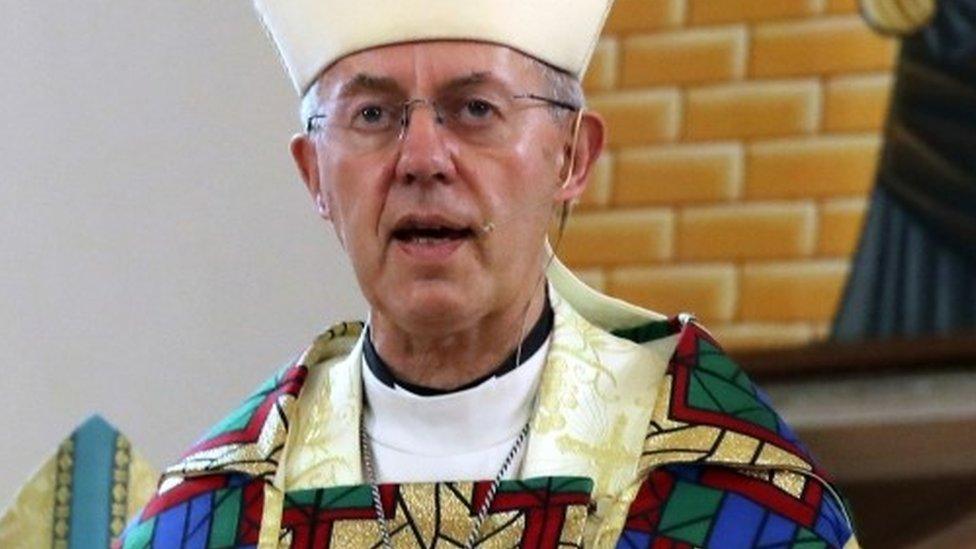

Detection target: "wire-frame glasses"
[305, 92, 580, 152]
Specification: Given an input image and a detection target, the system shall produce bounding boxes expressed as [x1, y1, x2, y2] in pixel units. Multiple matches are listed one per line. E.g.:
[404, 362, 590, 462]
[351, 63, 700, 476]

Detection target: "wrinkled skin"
[291, 41, 605, 389]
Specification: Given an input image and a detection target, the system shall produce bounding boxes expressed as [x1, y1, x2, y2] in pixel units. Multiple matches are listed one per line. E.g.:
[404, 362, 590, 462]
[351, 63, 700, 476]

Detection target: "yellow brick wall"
[564, 0, 897, 350]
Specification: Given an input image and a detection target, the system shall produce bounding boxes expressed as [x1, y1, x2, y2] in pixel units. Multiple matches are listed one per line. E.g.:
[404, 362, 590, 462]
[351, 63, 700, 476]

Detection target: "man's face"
[292, 42, 598, 334]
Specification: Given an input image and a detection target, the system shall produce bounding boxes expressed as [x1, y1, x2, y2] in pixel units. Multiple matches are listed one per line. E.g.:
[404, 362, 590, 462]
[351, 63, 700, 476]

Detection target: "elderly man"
[118, 1, 858, 547]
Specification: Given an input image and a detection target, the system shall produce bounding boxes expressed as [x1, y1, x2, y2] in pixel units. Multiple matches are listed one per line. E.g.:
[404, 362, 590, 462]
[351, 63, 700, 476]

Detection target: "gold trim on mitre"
[253, 0, 616, 94]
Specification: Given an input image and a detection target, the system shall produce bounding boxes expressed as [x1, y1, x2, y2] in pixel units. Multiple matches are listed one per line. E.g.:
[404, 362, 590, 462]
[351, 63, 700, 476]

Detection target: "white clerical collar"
[362, 329, 551, 457]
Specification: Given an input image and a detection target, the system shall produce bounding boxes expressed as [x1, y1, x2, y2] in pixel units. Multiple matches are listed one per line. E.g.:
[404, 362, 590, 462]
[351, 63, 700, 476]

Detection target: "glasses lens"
[312, 98, 400, 152]
[313, 91, 555, 151]
[437, 91, 514, 148]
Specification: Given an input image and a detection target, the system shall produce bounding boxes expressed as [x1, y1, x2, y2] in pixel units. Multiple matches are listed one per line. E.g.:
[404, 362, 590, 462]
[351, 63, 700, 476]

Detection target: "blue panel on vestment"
[184, 492, 215, 549]
[707, 493, 765, 549]
[615, 529, 652, 549]
[757, 512, 798, 546]
[814, 494, 849, 548]
[68, 415, 117, 549]
[666, 463, 703, 483]
[152, 500, 189, 548]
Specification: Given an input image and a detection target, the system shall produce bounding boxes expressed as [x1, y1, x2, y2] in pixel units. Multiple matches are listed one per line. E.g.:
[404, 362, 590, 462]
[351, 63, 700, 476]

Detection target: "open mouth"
[391, 221, 475, 244]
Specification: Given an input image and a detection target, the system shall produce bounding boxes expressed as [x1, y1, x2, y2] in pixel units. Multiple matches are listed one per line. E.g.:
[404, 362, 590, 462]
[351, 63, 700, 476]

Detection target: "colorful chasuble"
[0, 415, 158, 549]
[116, 259, 859, 548]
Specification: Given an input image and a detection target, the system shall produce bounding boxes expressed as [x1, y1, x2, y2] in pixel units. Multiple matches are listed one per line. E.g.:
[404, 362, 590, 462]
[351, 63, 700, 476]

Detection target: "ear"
[290, 133, 331, 220]
[555, 110, 605, 204]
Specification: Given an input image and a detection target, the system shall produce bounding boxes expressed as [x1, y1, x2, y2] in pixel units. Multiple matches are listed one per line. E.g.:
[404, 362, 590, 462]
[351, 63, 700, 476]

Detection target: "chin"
[394, 281, 481, 331]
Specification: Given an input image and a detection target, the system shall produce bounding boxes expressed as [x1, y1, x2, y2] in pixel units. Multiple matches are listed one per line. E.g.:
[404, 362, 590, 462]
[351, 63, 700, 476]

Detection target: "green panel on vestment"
[792, 527, 829, 548]
[697, 341, 744, 381]
[657, 481, 723, 546]
[691, 342, 780, 432]
[207, 395, 262, 435]
[285, 485, 374, 510]
[737, 407, 781, 430]
[203, 372, 281, 439]
[121, 517, 155, 549]
[550, 476, 594, 494]
[611, 321, 672, 344]
[208, 487, 242, 547]
[322, 485, 374, 509]
[285, 488, 320, 508]
[499, 476, 592, 494]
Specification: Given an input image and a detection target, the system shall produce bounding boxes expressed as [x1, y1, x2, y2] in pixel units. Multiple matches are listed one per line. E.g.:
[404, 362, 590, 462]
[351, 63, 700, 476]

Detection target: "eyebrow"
[336, 71, 500, 98]
[442, 71, 493, 90]
[337, 73, 403, 98]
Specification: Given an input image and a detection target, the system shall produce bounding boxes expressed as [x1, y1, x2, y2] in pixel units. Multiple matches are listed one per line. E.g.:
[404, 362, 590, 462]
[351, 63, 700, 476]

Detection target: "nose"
[394, 101, 456, 185]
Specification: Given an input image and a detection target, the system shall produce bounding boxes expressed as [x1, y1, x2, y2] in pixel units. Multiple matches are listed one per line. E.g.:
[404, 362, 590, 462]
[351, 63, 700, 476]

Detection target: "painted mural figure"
[835, 0, 976, 339]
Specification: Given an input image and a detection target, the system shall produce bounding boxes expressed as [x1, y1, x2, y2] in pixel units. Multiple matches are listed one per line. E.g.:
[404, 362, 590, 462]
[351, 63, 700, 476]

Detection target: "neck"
[369, 283, 547, 391]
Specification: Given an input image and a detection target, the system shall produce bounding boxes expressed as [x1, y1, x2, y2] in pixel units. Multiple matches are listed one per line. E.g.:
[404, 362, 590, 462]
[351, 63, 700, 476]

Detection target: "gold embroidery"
[521, 286, 671, 546]
[755, 443, 813, 472]
[712, 431, 762, 464]
[52, 437, 73, 549]
[285, 338, 364, 490]
[644, 373, 817, 479]
[772, 470, 806, 498]
[109, 435, 130, 537]
[331, 518, 385, 548]
[555, 415, 634, 494]
[313, 481, 587, 548]
[166, 396, 293, 481]
[560, 505, 588, 545]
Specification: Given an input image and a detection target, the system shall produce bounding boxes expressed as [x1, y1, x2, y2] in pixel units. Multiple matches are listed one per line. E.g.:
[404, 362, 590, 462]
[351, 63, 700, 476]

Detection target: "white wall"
[0, 2, 364, 503]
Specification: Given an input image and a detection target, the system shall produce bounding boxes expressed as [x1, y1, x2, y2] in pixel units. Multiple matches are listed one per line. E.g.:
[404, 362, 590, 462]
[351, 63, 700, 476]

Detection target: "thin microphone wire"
[499, 108, 584, 401]
[479, 109, 585, 236]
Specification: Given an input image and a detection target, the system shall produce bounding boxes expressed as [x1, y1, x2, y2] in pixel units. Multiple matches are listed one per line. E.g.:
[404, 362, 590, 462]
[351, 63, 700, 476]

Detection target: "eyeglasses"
[305, 92, 579, 152]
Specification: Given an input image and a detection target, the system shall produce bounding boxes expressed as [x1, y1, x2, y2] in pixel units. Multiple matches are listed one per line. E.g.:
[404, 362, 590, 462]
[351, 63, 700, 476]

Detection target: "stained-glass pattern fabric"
[167, 362, 308, 482]
[640, 320, 829, 482]
[119, 474, 265, 549]
[279, 476, 592, 548]
[618, 464, 852, 549]
[615, 319, 856, 548]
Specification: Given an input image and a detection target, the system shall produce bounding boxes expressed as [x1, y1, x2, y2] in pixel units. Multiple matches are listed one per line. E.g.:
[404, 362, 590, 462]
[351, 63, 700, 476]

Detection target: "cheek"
[323, 154, 393, 245]
[487, 137, 559, 193]
[510, 130, 564, 190]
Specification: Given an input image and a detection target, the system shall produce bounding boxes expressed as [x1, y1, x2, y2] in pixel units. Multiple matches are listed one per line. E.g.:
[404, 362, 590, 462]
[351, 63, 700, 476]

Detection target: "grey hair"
[300, 80, 324, 130]
[531, 58, 585, 118]
[298, 56, 585, 129]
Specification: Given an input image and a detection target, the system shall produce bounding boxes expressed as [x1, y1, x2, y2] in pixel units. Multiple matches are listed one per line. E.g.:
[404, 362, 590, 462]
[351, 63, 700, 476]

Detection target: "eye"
[349, 102, 395, 131]
[360, 105, 385, 123]
[464, 99, 494, 118]
[450, 96, 501, 128]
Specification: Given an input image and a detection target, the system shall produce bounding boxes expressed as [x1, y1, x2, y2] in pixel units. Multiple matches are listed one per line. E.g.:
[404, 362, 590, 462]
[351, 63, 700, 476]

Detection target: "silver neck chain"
[360, 420, 530, 549]
[361, 282, 540, 548]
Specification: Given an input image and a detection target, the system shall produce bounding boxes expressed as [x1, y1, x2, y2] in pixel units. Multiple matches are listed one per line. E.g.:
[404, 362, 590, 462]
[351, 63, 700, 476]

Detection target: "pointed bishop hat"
[253, 0, 615, 94]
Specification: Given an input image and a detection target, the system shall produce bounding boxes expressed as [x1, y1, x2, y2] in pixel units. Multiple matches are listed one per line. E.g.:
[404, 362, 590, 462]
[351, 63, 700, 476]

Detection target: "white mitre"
[253, 0, 615, 95]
